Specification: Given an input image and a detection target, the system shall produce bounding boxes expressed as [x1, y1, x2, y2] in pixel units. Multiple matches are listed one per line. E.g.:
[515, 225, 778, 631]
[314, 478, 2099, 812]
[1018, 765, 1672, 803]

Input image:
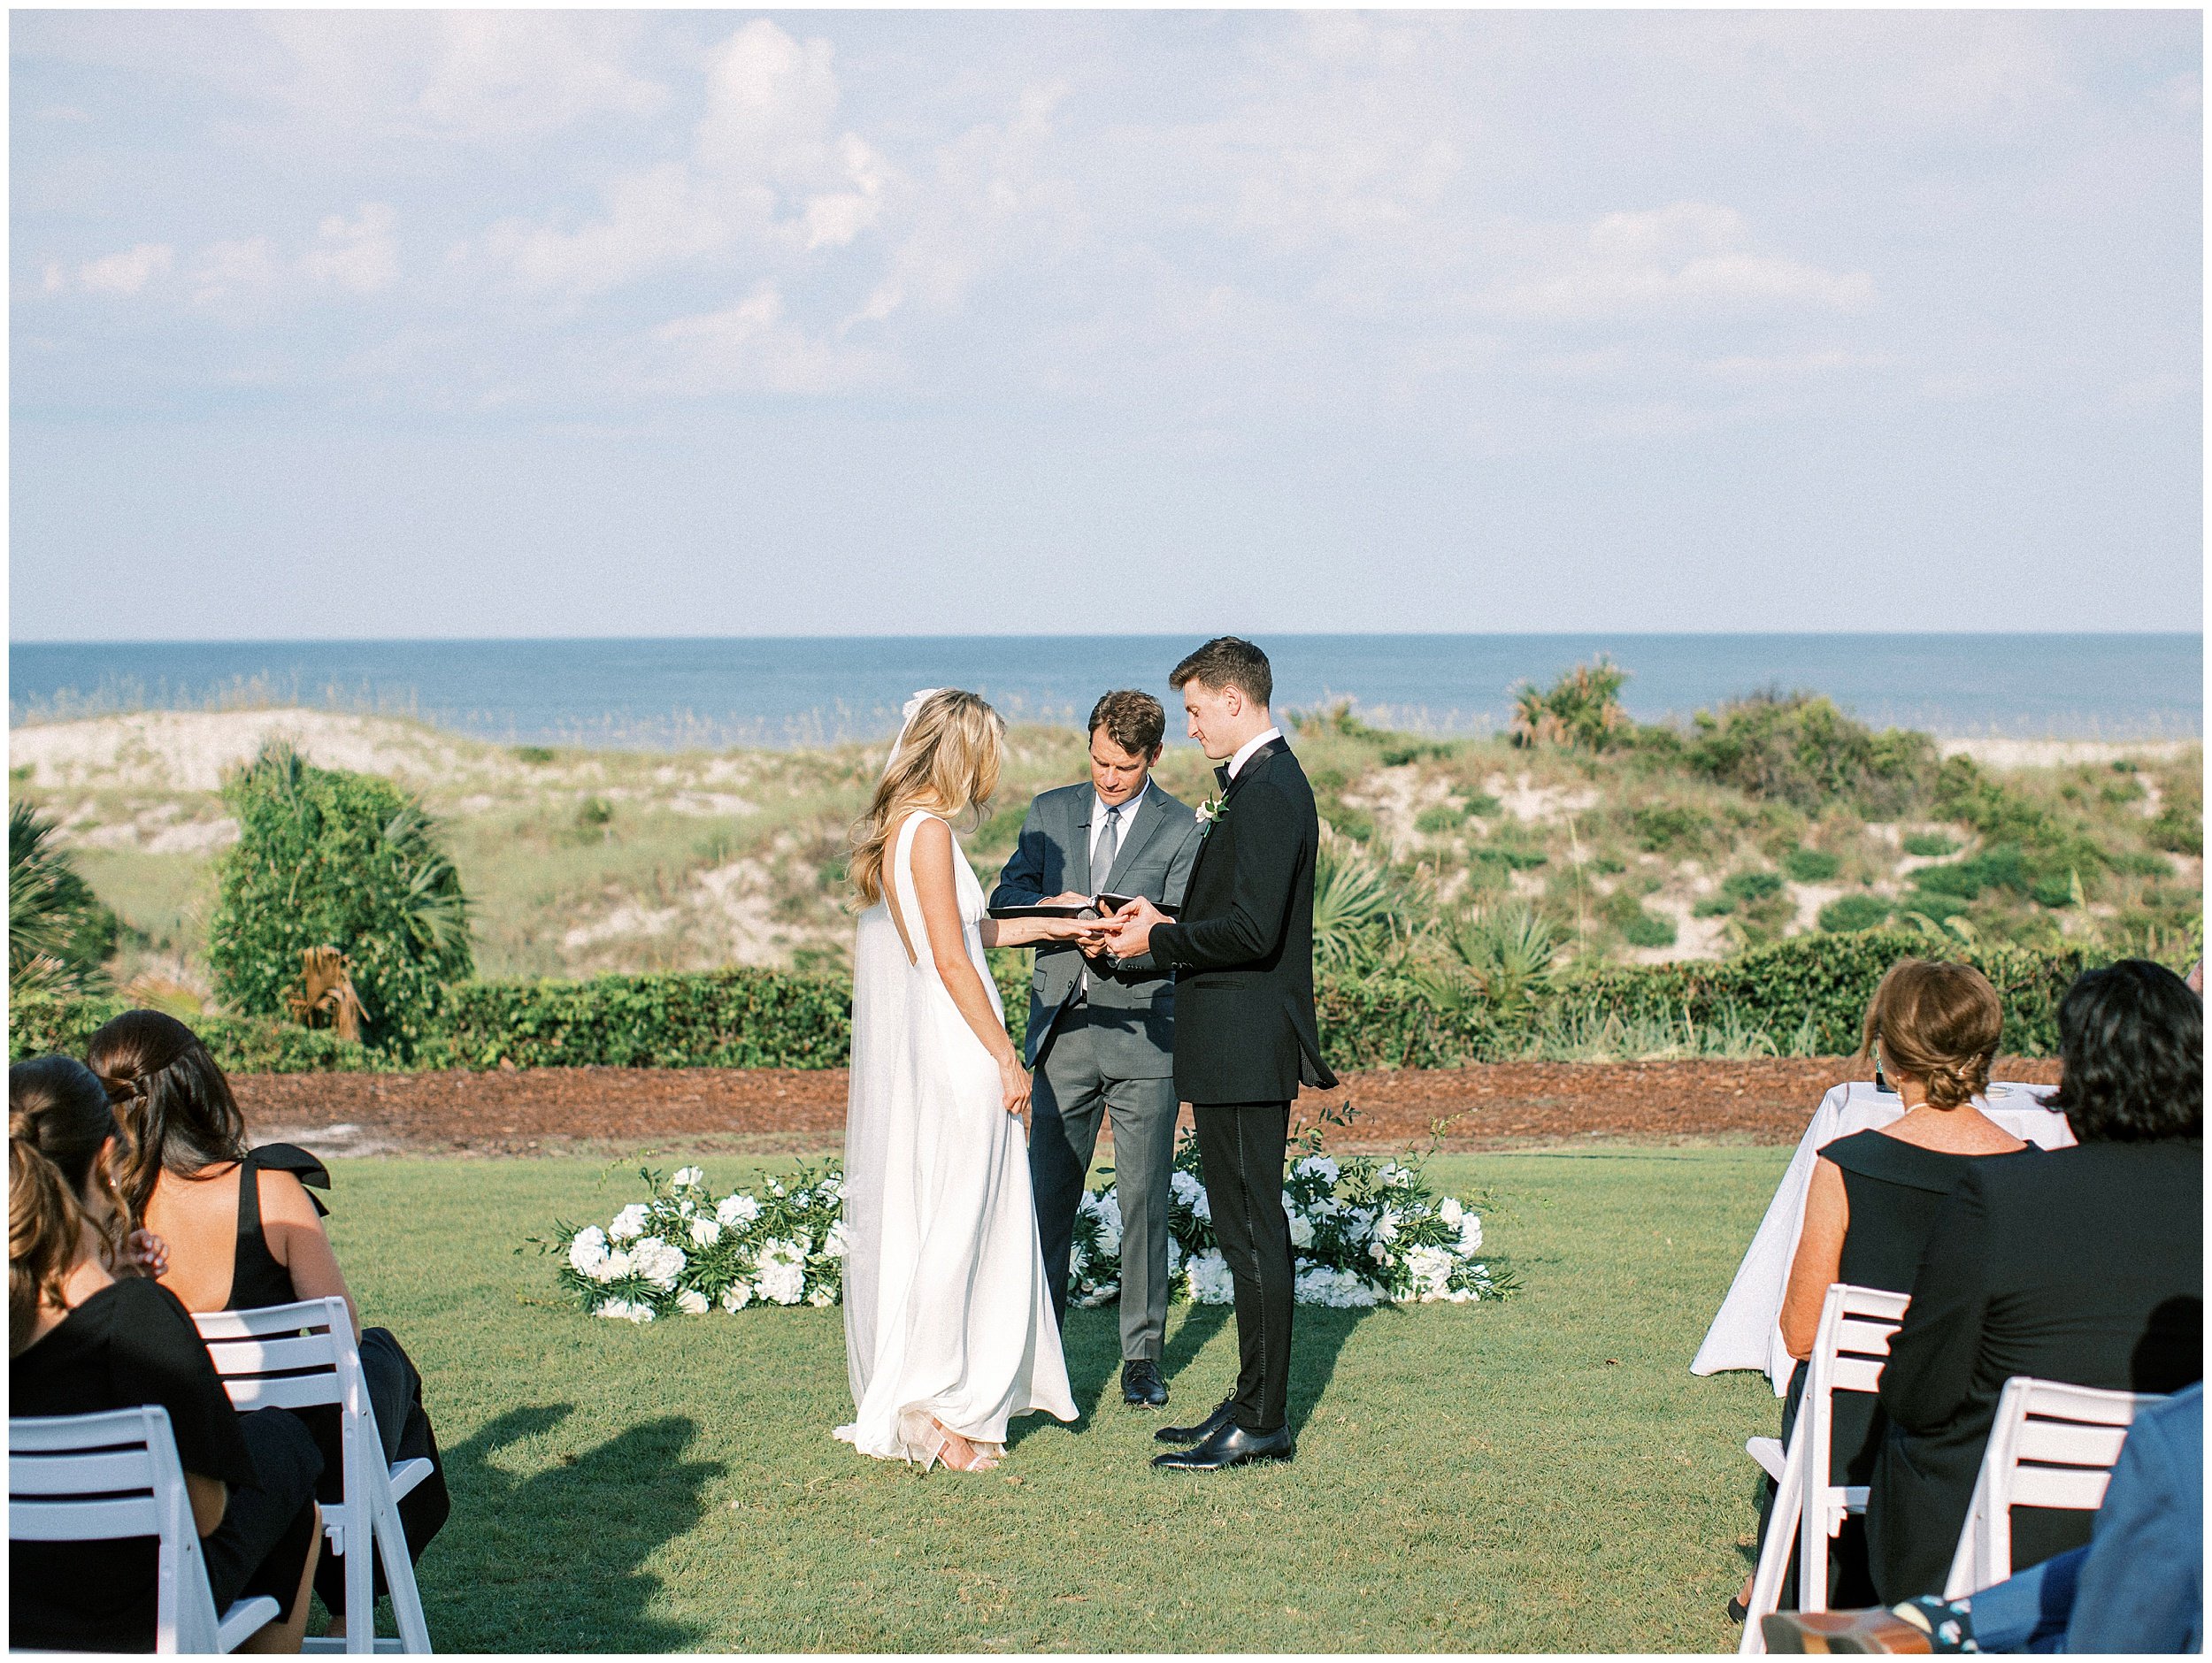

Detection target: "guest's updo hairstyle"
[848, 690, 1005, 908]
[2043, 960, 2202, 1144]
[1859, 958, 2004, 1109]
[86, 1009, 250, 1222]
[10, 1057, 123, 1357]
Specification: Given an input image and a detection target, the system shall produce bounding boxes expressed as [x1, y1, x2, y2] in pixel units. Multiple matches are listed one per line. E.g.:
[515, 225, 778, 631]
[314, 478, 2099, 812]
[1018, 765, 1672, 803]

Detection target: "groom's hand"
[1102, 895, 1168, 959]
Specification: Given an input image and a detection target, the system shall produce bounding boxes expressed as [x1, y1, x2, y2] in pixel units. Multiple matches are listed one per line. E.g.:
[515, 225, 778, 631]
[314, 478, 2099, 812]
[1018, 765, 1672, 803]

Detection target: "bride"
[837, 689, 1086, 1471]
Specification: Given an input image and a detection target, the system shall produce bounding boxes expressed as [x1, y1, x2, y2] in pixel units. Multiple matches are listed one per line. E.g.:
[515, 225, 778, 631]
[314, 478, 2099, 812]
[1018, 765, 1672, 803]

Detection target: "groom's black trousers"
[1192, 1100, 1294, 1435]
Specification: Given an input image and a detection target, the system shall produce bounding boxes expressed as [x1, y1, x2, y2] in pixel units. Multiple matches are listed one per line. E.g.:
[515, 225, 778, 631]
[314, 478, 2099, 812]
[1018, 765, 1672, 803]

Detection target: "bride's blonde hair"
[848, 690, 1005, 908]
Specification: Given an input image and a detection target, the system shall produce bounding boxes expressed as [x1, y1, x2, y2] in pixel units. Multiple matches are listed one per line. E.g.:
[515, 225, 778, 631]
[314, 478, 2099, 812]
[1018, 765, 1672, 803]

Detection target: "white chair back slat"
[192, 1299, 434, 1654]
[11, 1447, 157, 1494]
[11, 1494, 165, 1538]
[1941, 1376, 2166, 1600]
[1740, 1284, 1909, 1654]
[8, 1404, 265, 1652]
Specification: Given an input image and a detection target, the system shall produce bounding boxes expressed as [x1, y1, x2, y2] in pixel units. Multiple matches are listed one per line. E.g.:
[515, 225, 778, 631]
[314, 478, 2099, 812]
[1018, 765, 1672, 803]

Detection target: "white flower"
[1438, 1197, 1463, 1228]
[755, 1240, 807, 1306]
[689, 1216, 723, 1249]
[1373, 1207, 1401, 1244]
[1369, 1238, 1392, 1266]
[806, 1285, 837, 1307]
[1344, 1207, 1374, 1242]
[1079, 1282, 1120, 1307]
[634, 1238, 687, 1291]
[567, 1227, 610, 1279]
[602, 1249, 636, 1282]
[673, 1166, 703, 1189]
[1294, 1154, 1340, 1185]
[1170, 1170, 1205, 1207]
[793, 1190, 813, 1208]
[608, 1204, 649, 1243]
[1378, 1162, 1411, 1188]
[1287, 1213, 1316, 1249]
[1308, 1193, 1340, 1217]
[1406, 1245, 1455, 1301]
[595, 1298, 654, 1324]
[716, 1193, 761, 1228]
[1166, 1238, 1185, 1275]
[1186, 1250, 1236, 1305]
[823, 1222, 850, 1260]
[818, 1176, 842, 1199]
[1294, 1266, 1378, 1308]
[675, 1289, 710, 1315]
[1456, 1215, 1483, 1254]
[719, 1282, 755, 1313]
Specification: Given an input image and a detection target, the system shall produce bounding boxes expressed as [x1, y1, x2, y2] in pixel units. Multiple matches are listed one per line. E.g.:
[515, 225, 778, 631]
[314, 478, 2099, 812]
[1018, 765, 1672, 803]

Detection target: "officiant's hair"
[1088, 690, 1165, 758]
[1857, 958, 2003, 1110]
[1170, 636, 1271, 709]
[847, 690, 1005, 908]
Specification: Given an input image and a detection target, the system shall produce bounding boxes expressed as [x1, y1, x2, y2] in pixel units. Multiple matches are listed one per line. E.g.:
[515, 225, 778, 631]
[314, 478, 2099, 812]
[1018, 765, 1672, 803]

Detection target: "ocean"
[8, 634, 2200, 751]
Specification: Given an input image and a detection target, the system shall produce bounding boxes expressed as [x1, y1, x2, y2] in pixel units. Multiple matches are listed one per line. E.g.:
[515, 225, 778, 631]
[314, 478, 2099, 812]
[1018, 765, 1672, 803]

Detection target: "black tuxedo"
[1142, 734, 1337, 1436]
[1148, 737, 1338, 1104]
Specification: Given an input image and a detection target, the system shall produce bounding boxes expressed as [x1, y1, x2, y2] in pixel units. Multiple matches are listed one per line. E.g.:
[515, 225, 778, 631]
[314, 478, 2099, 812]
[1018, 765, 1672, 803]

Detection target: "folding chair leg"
[1740, 1429, 1806, 1656]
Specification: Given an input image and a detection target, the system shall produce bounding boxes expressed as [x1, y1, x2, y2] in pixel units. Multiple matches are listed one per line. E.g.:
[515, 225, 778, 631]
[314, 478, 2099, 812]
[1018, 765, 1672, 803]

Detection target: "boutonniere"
[1197, 795, 1227, 828]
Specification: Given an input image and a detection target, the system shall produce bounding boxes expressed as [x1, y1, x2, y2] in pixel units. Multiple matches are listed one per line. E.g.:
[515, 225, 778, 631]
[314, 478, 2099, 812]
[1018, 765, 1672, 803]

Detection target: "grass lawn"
[328, 1143, 1789, 1652]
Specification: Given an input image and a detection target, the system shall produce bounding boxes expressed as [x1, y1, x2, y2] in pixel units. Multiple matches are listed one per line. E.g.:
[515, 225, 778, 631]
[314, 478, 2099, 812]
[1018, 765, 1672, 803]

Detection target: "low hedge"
[10, 932, 2102, 1075]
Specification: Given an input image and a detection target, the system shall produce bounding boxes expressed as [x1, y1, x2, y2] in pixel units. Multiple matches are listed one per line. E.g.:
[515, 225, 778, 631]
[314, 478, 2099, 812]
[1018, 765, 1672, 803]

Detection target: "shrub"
[8, 995, 370, 1072]
[1323, 803, 1378, 843]
[9, 802, 119, 995]
[1784, 848, 1840, 883]
[1312, 838, 1404, 975]
[1901, 832, 1959, 857]
[1463, 793, 1503, 818]
[1723, 870, 1785, 905]
[1599, 889, 1677, 948]
[208, 745, 473, 1057]
[1679, 692, 1936, 815]
[437, 970, 852, 1069]
[1818, 894, 1893, 932]
[1509, 658, 1632, 751]
[1627, 801, 1714, 854]
[2148, 769, 2203, 855]
[1414, 805, 1463, 836]
[1913, 844, 2030, 900]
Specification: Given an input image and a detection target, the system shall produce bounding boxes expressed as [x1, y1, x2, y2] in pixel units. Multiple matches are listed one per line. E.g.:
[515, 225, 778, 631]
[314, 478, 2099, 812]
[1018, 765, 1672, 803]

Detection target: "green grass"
[326, 1144, 1787, 1652]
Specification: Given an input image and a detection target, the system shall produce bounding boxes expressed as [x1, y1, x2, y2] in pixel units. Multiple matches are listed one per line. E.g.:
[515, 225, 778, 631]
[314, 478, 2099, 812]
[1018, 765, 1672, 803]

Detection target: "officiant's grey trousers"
[1030, 1008, 1179, 1361]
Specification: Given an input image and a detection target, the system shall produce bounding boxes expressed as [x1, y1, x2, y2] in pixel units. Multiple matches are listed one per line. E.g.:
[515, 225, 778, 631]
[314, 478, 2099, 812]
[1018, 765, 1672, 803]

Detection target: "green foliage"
[9, 801, 120, 995]
[1414, 805, 1464, 836]
[1818, 894, 1893, 933]
[1322, 802, 1378, 843]
[1901, 832, 1960, 858]
[1784, 847, 1840, 883]
[1509, 658, 1632, 751]
[8, 994, 369, 1071]
[1311, 837, 1404, 975]
[2148, 768, 2202, 854]
[1677, 692, 1936, 815]
[1626, 801, 1716, 854]
[437, 969, 852, 1069]
[208, 745, 473, 1056]
[1722, 870, 1784, 905]
[1599, 888, 1678, 948]
[512, 746, 557, 764]
[1463, 793, 1502, 817]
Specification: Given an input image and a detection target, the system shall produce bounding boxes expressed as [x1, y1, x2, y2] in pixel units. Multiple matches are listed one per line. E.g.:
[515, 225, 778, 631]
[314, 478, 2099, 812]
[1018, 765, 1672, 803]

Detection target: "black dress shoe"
[1150, 1420, 1294, 1471]
[1154, 1398, 1236, 1445]
[1121, 1360, 1168, 1408]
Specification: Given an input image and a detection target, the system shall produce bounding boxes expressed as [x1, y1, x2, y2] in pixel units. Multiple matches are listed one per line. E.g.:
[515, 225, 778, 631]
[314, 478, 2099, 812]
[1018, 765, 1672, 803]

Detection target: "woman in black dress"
[88, 1011, 449, 1640]
[10, 1056, 324, 1652]
[1868, 959, 2202, 1601]
[1732, 960, 2028, 1620]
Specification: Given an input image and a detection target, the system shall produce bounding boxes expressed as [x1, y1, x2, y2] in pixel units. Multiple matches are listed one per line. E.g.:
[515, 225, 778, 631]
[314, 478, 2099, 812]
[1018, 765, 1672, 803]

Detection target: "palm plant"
[1425, 898, 1561, 1017]
[1310, 829, 1402, 976]
[10, 801, 116, 995]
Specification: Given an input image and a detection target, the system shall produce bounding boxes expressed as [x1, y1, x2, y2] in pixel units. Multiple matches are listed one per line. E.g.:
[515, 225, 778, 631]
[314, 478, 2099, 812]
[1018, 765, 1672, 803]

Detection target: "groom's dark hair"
[1170, 637, 1272, 709]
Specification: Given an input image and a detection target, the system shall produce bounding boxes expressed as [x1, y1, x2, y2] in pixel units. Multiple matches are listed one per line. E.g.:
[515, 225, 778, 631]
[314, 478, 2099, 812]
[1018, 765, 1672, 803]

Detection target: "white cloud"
[74, 241, 173, 295]
[300, 203, 399, 294]
[191, 236, 284, 303]
[640, 282, 886, 396]
[1484, 203, 1874, 323]
[1698, 349, 1895, 381]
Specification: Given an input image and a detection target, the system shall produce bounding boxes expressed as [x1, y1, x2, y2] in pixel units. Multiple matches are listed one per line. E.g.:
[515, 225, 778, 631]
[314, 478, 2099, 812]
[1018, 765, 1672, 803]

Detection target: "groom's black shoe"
[1154, 1398, 1236, 1445]
[1122, 1360, 1168, 1408]
[1150, 1421, 1294, 1471]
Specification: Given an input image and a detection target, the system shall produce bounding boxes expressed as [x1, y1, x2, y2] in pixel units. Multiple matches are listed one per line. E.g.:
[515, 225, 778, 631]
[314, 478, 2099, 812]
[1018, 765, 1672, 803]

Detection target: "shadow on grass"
[427, 1404, 721, 1652]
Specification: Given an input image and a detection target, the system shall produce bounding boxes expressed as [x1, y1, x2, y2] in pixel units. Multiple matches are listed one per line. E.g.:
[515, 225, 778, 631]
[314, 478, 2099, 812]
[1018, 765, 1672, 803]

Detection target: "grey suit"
[991, 779, 1201, 1361]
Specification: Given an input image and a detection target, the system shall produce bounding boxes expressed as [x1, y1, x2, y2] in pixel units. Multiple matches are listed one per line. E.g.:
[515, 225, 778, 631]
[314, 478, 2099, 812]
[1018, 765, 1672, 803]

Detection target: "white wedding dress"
[836, 809, 1076, 1466]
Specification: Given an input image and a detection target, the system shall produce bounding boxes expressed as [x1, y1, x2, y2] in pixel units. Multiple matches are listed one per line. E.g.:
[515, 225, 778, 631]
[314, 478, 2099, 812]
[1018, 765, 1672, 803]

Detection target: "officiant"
[990, 690, 1201, 1410]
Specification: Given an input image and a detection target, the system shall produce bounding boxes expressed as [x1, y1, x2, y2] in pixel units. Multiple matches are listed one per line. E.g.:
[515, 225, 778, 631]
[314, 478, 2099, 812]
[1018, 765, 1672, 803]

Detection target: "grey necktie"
[1082, 803, 1123, 998]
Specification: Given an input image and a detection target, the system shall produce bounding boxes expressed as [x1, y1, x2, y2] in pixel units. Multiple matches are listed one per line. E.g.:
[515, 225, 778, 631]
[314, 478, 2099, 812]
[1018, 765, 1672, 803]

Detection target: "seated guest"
[88, 1011, 449, 1638]
[1868, 960, 2203, 1603]
[1763, 1382, 2201, 1653]
[1737, 961, 2029, 1618]
[11, 1056, 323, 1653]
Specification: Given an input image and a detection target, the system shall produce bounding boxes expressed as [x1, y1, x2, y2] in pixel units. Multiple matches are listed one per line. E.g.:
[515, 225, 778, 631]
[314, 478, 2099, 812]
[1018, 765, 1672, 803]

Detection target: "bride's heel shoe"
[924, 1418, 1000, 1473]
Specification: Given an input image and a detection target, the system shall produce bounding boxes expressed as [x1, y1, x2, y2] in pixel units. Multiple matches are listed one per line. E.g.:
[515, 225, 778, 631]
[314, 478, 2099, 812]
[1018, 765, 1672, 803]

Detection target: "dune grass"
[326, 1143, 1787, 1652]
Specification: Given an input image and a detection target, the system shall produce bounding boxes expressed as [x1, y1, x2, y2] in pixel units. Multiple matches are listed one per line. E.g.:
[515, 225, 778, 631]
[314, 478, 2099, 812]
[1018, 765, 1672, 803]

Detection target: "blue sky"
[11, 10, 2201, 640]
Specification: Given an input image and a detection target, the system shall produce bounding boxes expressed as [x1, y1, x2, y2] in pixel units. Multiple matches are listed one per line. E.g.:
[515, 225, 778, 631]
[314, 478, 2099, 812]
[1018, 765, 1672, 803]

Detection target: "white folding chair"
[1941, 1376, 2165, 1601]
[11, 1404, 283, 1653]
[194, 1298, 434, 1654]
[1739, 1284, 1909, 1655]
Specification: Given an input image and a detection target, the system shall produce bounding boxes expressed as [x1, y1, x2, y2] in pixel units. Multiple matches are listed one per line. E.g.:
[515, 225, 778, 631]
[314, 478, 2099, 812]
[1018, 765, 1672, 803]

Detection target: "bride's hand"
[1033, 916, 1094, 941]
[997, 1052, 1032, 1119]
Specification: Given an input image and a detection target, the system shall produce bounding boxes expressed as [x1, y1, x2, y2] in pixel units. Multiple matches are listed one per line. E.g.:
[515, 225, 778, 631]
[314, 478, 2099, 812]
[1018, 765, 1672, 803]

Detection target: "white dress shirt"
[1089, 778, 1149, 879]
[1225, 725, 1284, 781]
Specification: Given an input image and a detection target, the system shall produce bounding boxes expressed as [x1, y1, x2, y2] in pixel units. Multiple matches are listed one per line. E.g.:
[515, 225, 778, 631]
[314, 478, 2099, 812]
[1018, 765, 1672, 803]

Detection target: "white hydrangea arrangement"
[544, 1162, 847, 1321]
[1068, 1120, 1511, 1309]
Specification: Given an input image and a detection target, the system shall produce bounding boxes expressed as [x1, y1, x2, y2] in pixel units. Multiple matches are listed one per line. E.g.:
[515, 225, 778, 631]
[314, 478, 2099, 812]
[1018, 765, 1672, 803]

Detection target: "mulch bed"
[237, 1056, 2062, 1159]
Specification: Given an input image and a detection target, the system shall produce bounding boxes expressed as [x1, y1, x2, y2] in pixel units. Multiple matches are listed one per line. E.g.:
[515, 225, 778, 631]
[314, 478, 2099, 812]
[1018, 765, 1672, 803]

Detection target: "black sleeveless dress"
[1763, 1130, 2037, 1606]
[228, 1145, 450, 1617]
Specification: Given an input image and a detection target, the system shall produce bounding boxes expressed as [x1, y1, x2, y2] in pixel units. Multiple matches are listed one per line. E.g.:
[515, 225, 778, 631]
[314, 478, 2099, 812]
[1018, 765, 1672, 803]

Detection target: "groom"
[1097, 636, 1337, 1471]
